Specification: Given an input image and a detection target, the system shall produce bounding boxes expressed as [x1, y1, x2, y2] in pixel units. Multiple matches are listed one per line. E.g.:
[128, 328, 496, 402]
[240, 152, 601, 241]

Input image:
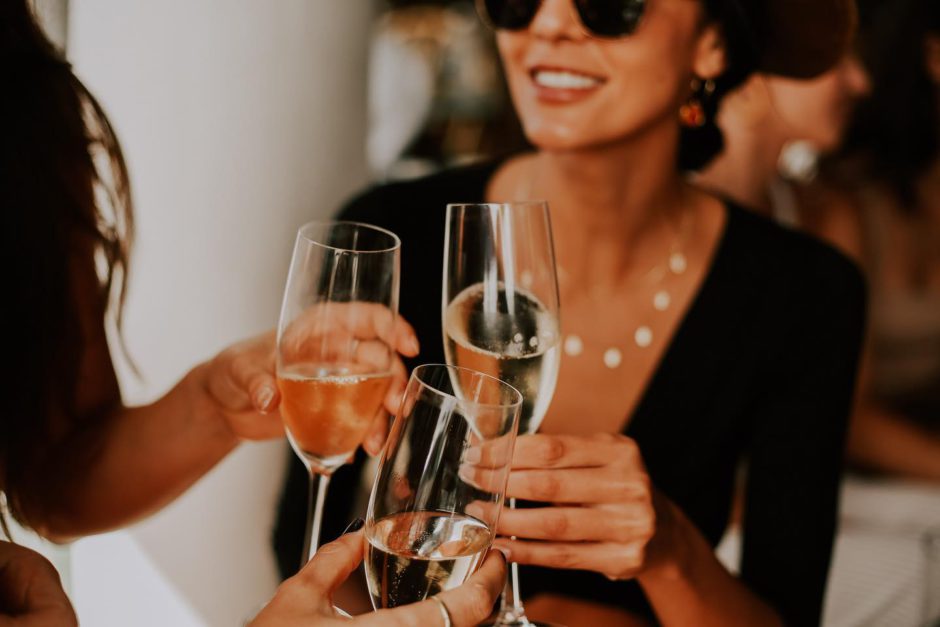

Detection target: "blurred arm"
[848, 406, 940, 481]
[804, 186, 940, 480]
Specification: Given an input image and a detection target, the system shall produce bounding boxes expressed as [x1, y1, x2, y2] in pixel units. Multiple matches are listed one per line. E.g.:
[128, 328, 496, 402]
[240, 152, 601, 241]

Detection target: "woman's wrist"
[184, 362, 241, 450]
[637, 494, 694, 584]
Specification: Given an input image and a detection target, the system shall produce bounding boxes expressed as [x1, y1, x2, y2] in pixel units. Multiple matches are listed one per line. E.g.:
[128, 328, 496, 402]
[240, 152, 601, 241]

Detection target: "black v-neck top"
[274, 161, 866, 626]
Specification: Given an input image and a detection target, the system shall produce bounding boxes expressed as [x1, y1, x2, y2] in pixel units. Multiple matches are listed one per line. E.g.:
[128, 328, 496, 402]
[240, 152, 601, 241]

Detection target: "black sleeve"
[740, 256, 866, 627]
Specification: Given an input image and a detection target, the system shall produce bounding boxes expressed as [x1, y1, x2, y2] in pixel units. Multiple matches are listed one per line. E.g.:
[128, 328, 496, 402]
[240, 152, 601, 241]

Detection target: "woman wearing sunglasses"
[275, 1, 865, 625]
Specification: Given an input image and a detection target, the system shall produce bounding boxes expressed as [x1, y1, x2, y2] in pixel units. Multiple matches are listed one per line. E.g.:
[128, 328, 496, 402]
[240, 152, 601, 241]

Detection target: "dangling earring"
[679, 78, 715, 128]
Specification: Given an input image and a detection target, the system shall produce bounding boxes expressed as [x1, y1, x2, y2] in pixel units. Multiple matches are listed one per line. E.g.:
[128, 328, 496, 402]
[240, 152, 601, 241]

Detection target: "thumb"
[433, 549, 507, 626]
[297, 526, 365, 596]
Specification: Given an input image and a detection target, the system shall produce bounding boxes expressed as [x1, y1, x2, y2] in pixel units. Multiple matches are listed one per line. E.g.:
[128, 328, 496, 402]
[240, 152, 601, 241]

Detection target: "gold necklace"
[559, 207, 693, 369]
[512, 155, 693, 369]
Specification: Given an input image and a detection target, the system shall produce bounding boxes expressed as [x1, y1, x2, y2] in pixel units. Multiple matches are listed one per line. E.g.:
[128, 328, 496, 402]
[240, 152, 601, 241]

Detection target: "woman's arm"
[637, 498, 783, 626]
[21, 237, 416, 541]
[24, 333, 279, 541]
[739, 256, 866, 626]
[848, 407, 940, 480]
[489, 434, 783, 627]
[799, 188, 940, 480]
[16, 230, 281, 539]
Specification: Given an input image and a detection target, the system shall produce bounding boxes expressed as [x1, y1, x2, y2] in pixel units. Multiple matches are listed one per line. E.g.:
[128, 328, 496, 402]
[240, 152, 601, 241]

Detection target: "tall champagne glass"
[443, 202, 561, 626]
[365, 364, 522, 609]
[277, 221, 400, 566]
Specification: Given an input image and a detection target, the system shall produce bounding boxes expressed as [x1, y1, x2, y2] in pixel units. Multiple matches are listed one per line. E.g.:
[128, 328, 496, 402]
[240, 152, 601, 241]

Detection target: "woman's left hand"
[250, 529, 507, 627]
[491, 433, 675, 581]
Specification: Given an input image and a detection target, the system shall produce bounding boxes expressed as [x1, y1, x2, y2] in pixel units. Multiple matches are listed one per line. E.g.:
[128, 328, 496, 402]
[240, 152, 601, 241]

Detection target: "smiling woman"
[274, 1, 866, 625]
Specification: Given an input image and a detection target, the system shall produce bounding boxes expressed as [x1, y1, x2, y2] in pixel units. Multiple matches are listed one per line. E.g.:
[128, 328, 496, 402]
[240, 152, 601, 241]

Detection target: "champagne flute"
[365, 364, 522, 609]
[443, 202, 562, 627]
[277, 220, 400, 566]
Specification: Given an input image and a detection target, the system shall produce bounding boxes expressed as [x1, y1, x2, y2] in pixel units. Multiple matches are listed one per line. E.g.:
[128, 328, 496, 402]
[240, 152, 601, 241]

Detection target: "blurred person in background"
[697, 50, 870, 225]
[802, 1, 940, 622]
[702, 1, 940, 623]
[0, 2, 505, 625]
[277, 0, 866, 625]
[815, 0, 940, 484]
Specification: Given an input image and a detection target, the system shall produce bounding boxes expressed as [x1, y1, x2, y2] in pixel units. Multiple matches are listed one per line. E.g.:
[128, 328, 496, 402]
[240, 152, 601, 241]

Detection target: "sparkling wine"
[366, 511, 492, 609]
[444, 283, 560, 434]
[277, 364, 391, 469]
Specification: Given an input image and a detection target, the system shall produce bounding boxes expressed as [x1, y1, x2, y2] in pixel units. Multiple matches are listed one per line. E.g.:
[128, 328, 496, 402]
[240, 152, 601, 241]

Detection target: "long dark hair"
[1, 1, 133, 532]
[835, 0, 940, 207]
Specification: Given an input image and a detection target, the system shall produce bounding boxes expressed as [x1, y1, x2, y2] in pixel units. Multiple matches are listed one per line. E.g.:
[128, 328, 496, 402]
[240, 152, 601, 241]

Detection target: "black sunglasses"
[478, 0, 647, 39]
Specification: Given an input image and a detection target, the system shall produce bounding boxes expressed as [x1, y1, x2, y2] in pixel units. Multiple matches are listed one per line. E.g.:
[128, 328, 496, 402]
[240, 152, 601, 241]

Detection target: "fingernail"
[458, 463, 475, 485]
[256, 386, 274, 412]
[408, 336, 420, 354]
[463, 447, 481, 463]
[343, 518, 364, 535]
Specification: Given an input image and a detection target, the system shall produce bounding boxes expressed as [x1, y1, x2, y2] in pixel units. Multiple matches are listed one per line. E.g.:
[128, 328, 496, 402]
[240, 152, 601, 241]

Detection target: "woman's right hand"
[203, 308, 420, 455]
[249, 528, 506, 627]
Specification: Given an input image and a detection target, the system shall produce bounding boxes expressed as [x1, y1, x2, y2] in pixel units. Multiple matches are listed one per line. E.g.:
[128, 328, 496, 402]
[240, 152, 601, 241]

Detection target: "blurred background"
[20, 0, 940, 625]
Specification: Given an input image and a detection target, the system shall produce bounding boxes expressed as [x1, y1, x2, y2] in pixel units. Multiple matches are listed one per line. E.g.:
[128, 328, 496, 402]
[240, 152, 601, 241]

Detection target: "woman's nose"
[529, 0, 587, 41]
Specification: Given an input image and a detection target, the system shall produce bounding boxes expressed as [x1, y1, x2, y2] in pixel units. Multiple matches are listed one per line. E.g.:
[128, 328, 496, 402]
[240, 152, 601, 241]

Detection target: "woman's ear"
[693, 23, 727, 81]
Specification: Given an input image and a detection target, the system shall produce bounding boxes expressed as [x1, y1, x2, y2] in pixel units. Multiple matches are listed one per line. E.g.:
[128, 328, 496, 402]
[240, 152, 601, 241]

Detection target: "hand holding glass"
[277, 221, 401, 566]
[365, 364, 522, 610]
[443, 202, 562, 626]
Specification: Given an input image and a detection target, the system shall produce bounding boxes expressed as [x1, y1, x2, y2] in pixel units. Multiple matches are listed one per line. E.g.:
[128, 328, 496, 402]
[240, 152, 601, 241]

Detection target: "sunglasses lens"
[481, 0, 542, 30]
[575, 0, 646, 37]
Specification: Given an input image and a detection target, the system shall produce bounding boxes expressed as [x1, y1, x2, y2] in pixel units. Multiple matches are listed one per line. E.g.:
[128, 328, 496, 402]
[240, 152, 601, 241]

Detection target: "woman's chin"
[523, 125, 603, 153]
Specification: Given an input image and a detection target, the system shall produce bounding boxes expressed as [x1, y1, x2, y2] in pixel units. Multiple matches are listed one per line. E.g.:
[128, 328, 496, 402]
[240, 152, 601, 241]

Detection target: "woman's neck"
[520, 127, 690, 286]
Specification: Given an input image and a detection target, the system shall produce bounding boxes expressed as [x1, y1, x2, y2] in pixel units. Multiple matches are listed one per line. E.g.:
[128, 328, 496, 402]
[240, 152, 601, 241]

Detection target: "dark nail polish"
[343, 518, 364, 534]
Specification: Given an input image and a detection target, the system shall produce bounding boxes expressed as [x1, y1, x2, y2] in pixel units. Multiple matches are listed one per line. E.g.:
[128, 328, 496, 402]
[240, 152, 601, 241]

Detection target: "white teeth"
[533, 70, 601, 90]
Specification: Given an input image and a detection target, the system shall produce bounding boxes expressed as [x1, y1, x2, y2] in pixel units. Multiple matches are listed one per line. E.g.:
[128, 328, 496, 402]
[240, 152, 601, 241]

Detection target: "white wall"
[66, 2, 375, 625]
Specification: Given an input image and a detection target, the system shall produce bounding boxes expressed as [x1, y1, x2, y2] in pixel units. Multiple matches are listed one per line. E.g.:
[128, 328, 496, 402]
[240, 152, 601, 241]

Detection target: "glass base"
[481, 619, 565, 627]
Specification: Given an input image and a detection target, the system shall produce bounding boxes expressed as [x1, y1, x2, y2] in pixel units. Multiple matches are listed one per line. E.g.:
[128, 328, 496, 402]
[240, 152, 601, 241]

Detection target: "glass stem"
[301, 469, 332, 567]
[495, 497, 528, 624]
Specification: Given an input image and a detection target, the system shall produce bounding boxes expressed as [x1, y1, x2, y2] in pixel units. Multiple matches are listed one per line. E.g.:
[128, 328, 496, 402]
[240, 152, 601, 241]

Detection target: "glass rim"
[296, 220, 401, 254]
[446, 201, 549, 211]
[411, 363, 523, 411]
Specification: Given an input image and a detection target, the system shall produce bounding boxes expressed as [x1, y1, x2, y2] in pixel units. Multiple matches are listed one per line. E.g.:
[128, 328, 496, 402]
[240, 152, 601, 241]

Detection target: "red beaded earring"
[679, 78, 715, 128]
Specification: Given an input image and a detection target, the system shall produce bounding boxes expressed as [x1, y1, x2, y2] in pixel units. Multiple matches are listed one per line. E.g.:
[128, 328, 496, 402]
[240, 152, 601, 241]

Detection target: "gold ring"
[430, 595, 453, 627]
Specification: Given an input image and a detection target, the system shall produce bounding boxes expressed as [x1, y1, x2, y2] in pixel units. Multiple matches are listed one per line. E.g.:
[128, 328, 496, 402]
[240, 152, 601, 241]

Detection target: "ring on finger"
[430, 595, 453, 627]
